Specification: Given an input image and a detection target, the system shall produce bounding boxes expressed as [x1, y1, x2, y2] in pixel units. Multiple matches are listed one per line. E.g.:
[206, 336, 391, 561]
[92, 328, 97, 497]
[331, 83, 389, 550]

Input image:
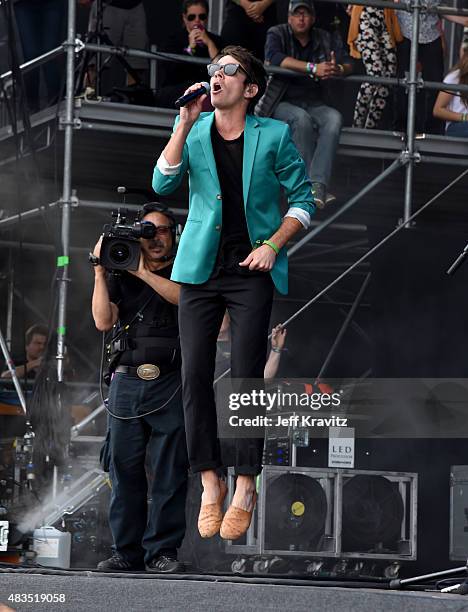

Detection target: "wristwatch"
[88, 252, 100, 267]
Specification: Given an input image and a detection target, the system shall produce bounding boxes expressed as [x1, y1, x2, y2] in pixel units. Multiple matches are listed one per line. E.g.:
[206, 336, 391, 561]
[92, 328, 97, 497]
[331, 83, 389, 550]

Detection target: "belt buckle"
[136, 363, 160, 380]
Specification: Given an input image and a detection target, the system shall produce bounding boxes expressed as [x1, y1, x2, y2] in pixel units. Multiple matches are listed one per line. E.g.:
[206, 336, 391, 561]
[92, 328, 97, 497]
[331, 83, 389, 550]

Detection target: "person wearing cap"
[256, 0, 352, 208]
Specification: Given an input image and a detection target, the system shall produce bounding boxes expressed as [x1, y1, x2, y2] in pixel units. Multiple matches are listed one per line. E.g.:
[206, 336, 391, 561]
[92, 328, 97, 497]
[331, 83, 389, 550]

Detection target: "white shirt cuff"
[156, 153, 183, 176]
[285, 207, 311, 230]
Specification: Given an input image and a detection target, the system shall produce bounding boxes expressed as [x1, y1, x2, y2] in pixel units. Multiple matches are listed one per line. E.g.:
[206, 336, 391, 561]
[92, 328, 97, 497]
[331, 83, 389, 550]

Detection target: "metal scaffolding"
[1, 0, 468, 381]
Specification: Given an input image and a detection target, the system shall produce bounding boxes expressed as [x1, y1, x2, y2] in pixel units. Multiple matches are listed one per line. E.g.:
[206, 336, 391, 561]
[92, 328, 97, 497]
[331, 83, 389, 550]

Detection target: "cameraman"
[91, 203, 188, 574]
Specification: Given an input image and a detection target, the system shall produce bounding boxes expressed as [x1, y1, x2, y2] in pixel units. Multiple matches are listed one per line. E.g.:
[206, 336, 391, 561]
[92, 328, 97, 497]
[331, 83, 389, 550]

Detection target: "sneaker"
[97, 553, 144, 572]
[145, 553, 184, 574]
[312, 182, 336, 209]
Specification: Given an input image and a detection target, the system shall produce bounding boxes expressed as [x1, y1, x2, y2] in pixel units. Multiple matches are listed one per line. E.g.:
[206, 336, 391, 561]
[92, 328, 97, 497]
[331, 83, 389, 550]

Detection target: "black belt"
[111, 337, 180, 352]
[115, 363, 177, 380]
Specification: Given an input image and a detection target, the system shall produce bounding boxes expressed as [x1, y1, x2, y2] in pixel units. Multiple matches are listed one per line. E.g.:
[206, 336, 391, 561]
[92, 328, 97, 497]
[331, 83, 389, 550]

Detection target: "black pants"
[221, 1, 277, 61]
[394, 36, 444, 134]
[179, 271, 274, 475]
[108, 370, 188, 565]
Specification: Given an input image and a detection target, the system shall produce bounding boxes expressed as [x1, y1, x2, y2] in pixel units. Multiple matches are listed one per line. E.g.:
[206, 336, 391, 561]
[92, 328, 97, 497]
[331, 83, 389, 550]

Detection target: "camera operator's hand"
[128, 252, 151, 280]
[93, 236, 103, 258]
[91, 235, 119, 332]
[92, 236, 105, 274]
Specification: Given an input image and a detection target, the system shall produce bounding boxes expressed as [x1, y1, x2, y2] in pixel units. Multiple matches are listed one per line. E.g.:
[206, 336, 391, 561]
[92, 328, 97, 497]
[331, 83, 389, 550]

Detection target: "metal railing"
[1, 0, 468, 381]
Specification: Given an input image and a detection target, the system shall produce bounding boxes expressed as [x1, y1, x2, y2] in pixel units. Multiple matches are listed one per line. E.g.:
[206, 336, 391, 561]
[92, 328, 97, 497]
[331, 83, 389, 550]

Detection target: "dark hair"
[26, 324, 48, 345]
[183, 0, 209, 14]
[138, 202, 178, 246]
[449, 51, 468, 108]
[139, 202, 176, 226]
[214, 45, 267, 113]
[462, 27, 468, 52]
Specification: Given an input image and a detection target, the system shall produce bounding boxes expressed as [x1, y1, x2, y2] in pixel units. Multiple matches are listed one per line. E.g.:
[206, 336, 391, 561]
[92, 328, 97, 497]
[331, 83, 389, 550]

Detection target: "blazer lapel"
[197, 112, 219, 187]
[242, 114, 260, 208]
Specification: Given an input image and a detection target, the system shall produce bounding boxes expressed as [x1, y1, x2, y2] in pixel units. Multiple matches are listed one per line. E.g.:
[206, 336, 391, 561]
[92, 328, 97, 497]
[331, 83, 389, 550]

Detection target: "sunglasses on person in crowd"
[207, 63, 253, 82]
[186, 13, 207, 21]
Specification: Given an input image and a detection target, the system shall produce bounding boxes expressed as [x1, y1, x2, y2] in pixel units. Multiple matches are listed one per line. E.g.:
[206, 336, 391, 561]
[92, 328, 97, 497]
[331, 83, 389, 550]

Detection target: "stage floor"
[1, 571, 467, 612]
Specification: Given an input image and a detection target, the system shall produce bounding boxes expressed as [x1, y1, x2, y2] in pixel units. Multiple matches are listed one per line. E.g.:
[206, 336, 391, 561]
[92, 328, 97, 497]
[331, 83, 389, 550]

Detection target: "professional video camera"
[99, 208, 156, 271]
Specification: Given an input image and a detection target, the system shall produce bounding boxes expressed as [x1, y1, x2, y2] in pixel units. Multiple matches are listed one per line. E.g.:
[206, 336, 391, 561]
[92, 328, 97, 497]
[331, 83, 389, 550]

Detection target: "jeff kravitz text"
[228, 414, 348, 428]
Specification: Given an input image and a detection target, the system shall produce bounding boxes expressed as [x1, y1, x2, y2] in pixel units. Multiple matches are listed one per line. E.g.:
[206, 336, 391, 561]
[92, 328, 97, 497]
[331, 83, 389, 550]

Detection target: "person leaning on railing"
[433, 43, 468, 137]
[393, 0, 468, 134]
[0, 324, 48, 381]
[155, 0, 223, 109]
[256, 0, 353, 209]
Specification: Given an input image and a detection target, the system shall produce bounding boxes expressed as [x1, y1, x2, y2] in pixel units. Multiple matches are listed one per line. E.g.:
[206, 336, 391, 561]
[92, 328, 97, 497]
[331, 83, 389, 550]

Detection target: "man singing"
[152, 46, 314, 540]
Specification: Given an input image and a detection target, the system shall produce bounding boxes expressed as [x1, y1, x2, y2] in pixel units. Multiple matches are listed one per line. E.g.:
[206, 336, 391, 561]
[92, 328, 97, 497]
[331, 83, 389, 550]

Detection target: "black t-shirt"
[1, 357, 36, 380]
[107, 265, 180, 368]
[282, 35, 324, 104]
[162, 27, 223, 88]
[211, 124, 254, 273]
[108, 0, 142, 9]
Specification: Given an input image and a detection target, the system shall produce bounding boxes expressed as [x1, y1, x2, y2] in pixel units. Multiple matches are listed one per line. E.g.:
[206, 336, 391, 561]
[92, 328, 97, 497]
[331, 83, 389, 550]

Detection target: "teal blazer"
[152, 112, 314, 295]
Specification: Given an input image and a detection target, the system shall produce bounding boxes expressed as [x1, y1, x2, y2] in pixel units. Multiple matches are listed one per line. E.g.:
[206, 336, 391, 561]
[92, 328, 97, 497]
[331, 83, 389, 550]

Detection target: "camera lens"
[109, 242, 130, 264]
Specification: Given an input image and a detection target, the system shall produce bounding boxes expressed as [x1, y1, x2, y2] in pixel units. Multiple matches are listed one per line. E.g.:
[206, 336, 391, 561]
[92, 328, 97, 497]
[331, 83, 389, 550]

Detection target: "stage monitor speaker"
[264, 473, 328, 550]
[342, 475, 405, 553]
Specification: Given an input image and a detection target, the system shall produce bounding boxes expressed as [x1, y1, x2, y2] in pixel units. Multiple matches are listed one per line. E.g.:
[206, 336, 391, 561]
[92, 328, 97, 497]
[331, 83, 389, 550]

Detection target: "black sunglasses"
[186, 13, 207, 21]
[207, 63, 253, 82]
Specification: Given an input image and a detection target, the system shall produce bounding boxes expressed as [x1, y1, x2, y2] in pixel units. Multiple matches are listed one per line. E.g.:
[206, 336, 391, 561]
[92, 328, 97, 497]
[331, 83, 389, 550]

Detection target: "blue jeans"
[273, 100, 343, 188]
[446, 122, 468, 138]
[107, 370, 188, 565]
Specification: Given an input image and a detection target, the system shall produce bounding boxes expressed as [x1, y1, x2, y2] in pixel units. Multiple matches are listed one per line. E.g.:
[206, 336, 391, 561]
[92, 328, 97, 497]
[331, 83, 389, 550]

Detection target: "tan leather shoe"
[219, 492, 257, 540]
[197, 482, 227, 539]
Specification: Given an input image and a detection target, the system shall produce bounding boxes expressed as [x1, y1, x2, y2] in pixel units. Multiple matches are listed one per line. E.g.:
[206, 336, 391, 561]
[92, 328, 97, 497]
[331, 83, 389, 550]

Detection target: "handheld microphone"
[175, 82, 210, 108]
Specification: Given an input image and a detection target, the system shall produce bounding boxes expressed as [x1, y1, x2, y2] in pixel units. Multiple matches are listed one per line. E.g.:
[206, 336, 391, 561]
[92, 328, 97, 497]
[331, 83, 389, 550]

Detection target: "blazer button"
[216, 194, 222, 200]
[215, 225, 221, 231]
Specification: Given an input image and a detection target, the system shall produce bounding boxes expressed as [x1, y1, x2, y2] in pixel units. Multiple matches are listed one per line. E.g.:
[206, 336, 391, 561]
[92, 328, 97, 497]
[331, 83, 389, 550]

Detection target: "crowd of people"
[8, 0, 468, 141]
[154, 0, 468, 142]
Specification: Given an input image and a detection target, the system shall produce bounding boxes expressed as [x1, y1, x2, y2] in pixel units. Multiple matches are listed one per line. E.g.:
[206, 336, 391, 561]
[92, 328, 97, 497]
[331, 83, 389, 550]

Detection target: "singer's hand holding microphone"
[175, 82, 210, 126]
